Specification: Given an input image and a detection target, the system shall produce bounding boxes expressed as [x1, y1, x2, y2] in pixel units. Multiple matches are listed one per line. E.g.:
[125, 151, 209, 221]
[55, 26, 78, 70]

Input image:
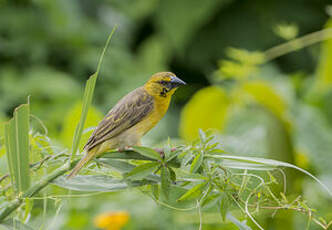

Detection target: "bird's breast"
[134, 96, 171, 136]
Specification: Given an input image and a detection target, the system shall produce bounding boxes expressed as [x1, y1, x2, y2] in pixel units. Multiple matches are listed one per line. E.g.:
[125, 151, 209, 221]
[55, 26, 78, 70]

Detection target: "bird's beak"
[170, 76, 186, 88]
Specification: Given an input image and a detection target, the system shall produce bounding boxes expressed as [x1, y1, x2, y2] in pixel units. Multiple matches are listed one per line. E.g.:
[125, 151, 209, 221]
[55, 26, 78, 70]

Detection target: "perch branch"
[0, 160, 77, 222]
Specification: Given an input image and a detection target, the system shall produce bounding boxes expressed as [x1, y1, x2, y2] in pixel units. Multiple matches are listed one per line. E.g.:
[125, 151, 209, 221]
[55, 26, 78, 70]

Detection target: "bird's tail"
[67, 147, 98, 179]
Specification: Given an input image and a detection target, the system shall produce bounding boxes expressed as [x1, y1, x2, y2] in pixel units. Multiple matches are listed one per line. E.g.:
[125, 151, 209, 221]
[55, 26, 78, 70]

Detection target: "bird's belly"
[134, 108, 166, 135]
[116, 127, 142, 147]
[100, 128, 141, 151]
[97, 101, 168, 153]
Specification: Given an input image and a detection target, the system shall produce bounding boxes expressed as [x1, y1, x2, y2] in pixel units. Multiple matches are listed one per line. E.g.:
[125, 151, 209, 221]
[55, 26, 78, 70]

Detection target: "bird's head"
[144, 72, 186, 98]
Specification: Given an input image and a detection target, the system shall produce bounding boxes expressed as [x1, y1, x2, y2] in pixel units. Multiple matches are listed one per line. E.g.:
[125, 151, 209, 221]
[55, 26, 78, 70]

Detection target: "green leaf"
[166, 149, 181, 163]
[1, 219, 36, 230]
[242, 80, 286, 121]
[199, 184, 212, 206]
[23, 198, 33, 222]
[54, 174, 156, 192]
[54, 175, 127, 192]
[199, 129, 206, 142]
[181, 152, 194, 167]
[164, 139, 172, 158]
[164, 141, 181, 163]
[273, 23, 299, 40]
[125, 162, 160, 180]
[201, 193, 220, 208]
[221, 160, 275, 171]
[4, 104, 30, 194]
[101, 151, 155, 161]
[161, 166, 171, 199]
[96, 159, 135, 173]
[168, 167, 176, 183]
[219, 194, 229, 221]
[190, 152, 204, 173]
[151, 184, 159, 201]
[180, 86, 229, 141]
[226, 47, 265, 65]
[52, 175, 155, 192]
[71, 27, 116, 160]
[177, 182, 207, 202]
[175, 168, 208, 182]
[132, 146, 162, 161]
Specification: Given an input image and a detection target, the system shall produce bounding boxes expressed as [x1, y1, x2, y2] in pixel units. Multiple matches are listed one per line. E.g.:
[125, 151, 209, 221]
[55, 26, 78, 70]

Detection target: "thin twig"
[264, 27, 332, 62]
[244, 178, 265, 230]
[277, 168, 287, 195]
[0, 160, 78, 222]
[0, 153, 67, 184]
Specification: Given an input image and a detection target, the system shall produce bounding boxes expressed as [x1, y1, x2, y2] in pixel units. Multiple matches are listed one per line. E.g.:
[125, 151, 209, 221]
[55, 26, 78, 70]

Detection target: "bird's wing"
[84, 87, 154, 151]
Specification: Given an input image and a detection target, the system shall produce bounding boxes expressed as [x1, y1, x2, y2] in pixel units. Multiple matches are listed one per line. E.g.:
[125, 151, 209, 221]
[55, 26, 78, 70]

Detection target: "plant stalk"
[264, 27, 332, 62]
[0, 161, 76, 222]
[0, 149, 149, 222]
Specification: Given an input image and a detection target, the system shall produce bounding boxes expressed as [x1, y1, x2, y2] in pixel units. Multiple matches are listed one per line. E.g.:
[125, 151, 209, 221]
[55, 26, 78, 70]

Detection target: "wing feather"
[84, 87, 154, 151]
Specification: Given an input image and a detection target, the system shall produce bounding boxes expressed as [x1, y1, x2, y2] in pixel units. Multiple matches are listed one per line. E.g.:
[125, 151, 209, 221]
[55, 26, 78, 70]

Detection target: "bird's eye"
[159, 81, 168, 85]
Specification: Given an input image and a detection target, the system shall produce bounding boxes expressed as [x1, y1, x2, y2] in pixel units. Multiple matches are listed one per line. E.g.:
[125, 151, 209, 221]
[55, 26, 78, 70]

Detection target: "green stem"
[23, 165, 71, 198]
[0, 149, 174, 222]
[0, 199, 22, 222]
[264, 27, 332, 62]
[0, 161, 76, 222]
[0, 149, 160, 222]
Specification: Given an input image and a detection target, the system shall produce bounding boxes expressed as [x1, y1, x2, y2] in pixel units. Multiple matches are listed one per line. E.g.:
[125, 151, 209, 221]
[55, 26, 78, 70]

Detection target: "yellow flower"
[94, 211, 130, 230]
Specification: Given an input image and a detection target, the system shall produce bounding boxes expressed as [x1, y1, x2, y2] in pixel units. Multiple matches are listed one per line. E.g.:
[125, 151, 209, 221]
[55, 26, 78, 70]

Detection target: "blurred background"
[1, 0, 332, 229]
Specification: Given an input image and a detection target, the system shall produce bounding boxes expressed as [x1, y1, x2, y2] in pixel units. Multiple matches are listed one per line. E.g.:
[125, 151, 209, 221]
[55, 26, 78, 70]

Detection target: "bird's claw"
[116, 146, 133, 152]
[154, 147, 177, 159]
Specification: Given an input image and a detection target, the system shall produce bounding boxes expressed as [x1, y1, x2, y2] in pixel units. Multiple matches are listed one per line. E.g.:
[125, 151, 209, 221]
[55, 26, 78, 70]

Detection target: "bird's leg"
[154, 147, 177, 159]
[115, 146, 133, 152]
[154, 148, 165, 158]
[116, 141, 140, 152]
[117, 146, 177, 158]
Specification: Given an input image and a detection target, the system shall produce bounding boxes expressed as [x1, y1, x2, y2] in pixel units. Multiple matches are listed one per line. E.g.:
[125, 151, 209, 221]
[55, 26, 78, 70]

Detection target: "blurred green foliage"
[1, 0, 332, 229]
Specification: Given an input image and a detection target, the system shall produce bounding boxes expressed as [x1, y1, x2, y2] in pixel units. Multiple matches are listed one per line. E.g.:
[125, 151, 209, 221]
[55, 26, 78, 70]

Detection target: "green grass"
[4, 103, 30, 194]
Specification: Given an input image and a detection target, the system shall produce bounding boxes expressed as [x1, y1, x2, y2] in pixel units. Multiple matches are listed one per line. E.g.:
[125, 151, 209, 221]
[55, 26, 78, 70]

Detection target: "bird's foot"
[115, 146, 133, 152]
[154, 148, 165, 158]
[154, 147, 177, 158]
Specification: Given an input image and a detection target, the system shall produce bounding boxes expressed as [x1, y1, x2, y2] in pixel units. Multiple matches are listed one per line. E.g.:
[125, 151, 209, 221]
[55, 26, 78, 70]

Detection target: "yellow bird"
[68, 72, 186, 178]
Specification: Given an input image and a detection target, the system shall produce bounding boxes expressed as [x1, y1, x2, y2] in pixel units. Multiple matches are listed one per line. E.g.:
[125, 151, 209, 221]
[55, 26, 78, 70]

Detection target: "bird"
[67, 72, 186, 178]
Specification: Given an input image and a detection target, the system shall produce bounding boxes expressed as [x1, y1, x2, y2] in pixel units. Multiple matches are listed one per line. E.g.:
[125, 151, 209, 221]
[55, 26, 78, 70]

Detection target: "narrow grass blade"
[221, 160, 275, 171]
[161, 166, 171, 199]
[1, 219, 35, 230]
[71, 27, 116, 160]
[131, 146, 162, 161]
[101, 151, 155, 161]
[71, 74, 97, 157]
[96, 159, 136, 173]
[190, 152, 203, 173]
[125, 162, 160, 180]
[53, 175, 153, 192]
[54, 175, 128, 192]
[206, 154, 332, 196]
[177, 182, 207, 202]
[4, 104, 30, 194]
